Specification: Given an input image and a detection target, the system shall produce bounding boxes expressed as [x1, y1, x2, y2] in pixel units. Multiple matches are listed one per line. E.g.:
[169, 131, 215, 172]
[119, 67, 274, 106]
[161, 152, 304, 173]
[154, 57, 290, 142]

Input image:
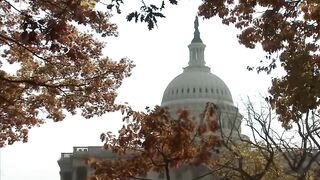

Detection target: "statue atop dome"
[192, 16, 203, 43]
[188, 16, 206, 67]
[194, 16, 199, 31]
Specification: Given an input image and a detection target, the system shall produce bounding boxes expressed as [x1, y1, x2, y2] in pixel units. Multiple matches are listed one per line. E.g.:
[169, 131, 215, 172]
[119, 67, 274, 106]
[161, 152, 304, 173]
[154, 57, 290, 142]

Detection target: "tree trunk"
[165, 163, 170, 180]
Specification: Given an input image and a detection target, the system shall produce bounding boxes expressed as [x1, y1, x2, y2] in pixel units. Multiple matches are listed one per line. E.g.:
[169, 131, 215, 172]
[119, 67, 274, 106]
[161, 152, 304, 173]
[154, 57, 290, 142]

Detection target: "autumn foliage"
[0, 0, 134, 147]
[88, 104, 221, 180]
[1, 0, 317, 147]
[195, 0, 319, 129]
[2, 1, 320, 179]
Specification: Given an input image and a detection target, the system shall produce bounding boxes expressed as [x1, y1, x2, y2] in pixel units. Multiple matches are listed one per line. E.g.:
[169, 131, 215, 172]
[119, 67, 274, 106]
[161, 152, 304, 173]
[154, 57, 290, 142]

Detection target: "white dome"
[161, 66, 233, 107]
[160, 17, 241, 133]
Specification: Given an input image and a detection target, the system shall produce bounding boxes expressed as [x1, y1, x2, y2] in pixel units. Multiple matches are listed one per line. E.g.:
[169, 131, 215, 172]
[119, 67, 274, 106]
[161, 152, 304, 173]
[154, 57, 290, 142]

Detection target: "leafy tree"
[198, 0, 320, 128]
[0, 0, 134, 147]
[88, 104, 221, 180]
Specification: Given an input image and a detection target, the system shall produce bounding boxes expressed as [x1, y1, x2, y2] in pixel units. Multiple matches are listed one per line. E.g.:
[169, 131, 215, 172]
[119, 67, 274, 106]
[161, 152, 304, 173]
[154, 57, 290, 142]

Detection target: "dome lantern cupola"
[188, 16, 206, 67]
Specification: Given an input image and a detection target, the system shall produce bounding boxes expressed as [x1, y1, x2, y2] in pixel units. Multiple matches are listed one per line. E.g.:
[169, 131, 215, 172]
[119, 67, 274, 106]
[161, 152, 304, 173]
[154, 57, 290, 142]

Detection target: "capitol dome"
[161, 17, 241, 131]
[161, 66, 234, 106]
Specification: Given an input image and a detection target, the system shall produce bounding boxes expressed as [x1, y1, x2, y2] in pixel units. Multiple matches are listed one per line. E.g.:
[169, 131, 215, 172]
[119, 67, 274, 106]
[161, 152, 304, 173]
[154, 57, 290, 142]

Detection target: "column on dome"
[188, 16, 206, 67]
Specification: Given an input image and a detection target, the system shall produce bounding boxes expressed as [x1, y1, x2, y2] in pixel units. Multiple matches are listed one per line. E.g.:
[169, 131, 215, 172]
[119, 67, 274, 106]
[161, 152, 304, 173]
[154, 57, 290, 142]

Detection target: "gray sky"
[0, 1, 275, 180]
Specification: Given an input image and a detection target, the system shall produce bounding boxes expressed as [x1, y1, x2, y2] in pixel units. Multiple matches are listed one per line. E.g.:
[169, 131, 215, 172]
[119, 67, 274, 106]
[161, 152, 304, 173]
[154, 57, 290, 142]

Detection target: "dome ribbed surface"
[161, 66, 233, 107]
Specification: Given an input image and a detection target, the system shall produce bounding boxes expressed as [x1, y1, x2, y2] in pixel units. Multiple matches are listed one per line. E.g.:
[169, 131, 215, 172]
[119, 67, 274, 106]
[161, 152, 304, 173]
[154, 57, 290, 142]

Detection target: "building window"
[181, 88, 184, 94]
[176, 89, 179, 94]
[199, 88, 202, 93]
[193, 88, 196, 93]
[211, 88, 214, 93]
[205, 88, 208, 93]
[216, 89, 219, 94]
[187, 88, 190, 93]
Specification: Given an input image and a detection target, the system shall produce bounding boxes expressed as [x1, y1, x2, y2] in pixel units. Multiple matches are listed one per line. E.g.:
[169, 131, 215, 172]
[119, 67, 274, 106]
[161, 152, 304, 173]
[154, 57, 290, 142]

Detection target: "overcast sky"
[0, 1, 276, 180]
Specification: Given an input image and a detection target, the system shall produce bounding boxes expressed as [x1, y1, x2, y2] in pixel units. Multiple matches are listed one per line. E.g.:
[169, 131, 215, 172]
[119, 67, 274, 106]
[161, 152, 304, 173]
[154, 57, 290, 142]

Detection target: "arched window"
[181, 88, 184, 94]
